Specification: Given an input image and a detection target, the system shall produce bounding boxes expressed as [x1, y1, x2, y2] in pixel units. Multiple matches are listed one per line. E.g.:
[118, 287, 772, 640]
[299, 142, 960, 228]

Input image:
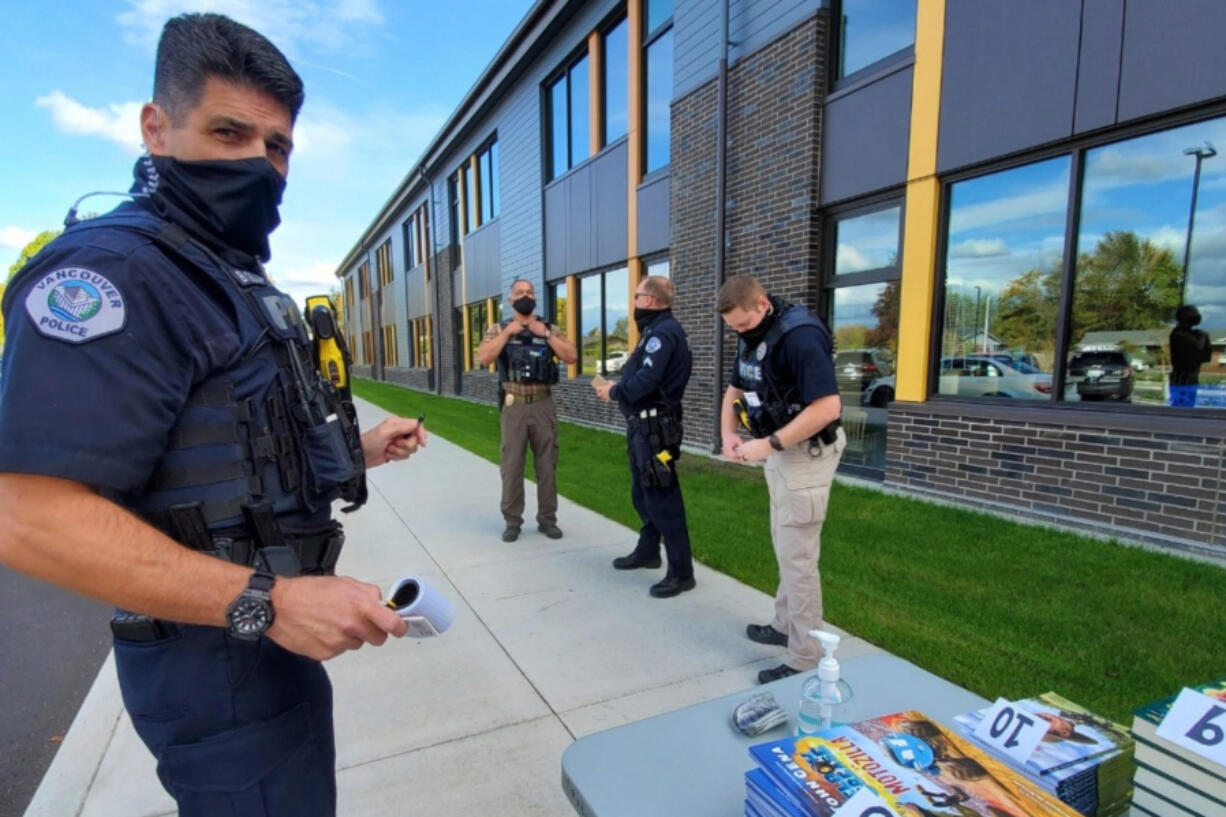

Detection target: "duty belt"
[147, 502, 344, 576]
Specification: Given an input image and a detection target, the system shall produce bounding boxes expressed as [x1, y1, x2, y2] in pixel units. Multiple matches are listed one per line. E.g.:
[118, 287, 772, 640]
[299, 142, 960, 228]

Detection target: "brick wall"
[436, 251, 459, 396]
[886, 402, 1226, 558]
[385, 367, 433, 391]
[671, 14, 827, 451]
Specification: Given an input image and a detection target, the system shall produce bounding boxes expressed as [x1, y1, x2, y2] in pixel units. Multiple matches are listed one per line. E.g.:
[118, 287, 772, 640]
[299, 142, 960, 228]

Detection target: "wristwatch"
[768, 433, 784, 451]
[226, 570, 276, 640]
[543, 328, 553, 339]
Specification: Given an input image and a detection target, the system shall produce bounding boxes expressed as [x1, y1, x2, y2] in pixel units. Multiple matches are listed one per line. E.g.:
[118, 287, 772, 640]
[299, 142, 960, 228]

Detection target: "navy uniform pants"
[114, 624, 335, 817]
[627, 428, 693, 579]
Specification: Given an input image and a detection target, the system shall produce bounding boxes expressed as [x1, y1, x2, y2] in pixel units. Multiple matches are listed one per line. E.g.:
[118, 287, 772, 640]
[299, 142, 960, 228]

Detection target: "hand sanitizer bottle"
[796, 630, 854, 736]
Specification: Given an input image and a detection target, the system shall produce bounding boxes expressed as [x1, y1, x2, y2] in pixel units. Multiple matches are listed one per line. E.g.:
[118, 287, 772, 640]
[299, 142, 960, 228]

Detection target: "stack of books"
[953, 692, 1134, 817]
[1130, 677, 1226, 816]
[743, 710, 1079, 817]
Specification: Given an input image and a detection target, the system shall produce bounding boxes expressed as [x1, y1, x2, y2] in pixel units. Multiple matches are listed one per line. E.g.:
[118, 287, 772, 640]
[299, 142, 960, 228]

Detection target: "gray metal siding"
[820, 65, 912, 204]
[594, 140, 630, 267]
[637, 171, 671, 255]
[545, 179, 567, 282]
[1074, 0, 1124, 135]
[675, 0, 819, 100]
[463, 218, 503, 302]
[406, 268, 428, 318]
[938, 0, 1080, 173]
[568, 168, 593, 274]
[497, 80, 545, 293]
[1118, 0, 1226, 123]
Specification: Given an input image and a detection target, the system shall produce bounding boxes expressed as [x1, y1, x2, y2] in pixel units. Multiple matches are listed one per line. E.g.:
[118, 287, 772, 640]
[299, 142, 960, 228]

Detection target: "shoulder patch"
[25, 267, 126, 344]
[645, 336, 662, 354]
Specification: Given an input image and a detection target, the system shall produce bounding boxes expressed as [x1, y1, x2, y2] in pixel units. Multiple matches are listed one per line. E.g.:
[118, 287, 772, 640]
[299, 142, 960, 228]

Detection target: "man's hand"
[593, 382, 615, 402]
[732, 437, 772, 464]
[362, 416, 427, 468]
[528, 319, 549, 338]
[721, 431, 743, 460]
[267, 575, 408, 661]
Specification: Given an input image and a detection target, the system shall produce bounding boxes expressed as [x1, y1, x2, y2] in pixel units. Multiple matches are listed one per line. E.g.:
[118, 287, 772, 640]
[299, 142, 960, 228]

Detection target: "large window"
[358, 263, 370, 299]
[578, 268, 629, 376]
[376, 240, 393, 287]
[829, 202, 902, 474]
[465, 164, 479, 234]
[547, 54, 591, 181]
[551, 281, 568, 327]
[643, 1, 672, 175]
[603, 17, 628, 145]
[411, 316, 432, 369]
[448, 174, 460, 246]
[404, 205, 428, 272]
[938, 157, 1068, 402]
[836, 0, 917, 80]
[936, 114, 1226, 412]
[382, 324, 399, 367]
[479, 139, 500, 223]
[466, 301, 489, 372]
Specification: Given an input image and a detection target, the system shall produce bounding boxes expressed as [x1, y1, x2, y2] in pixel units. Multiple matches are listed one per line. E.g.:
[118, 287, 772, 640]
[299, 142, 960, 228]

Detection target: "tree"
[993, 265, 1061, 355]
[8, 230, 59, 283]
[1068, 230, 1181, 342]
[864, 279, 900, 356]
[3, 230, 60, 352]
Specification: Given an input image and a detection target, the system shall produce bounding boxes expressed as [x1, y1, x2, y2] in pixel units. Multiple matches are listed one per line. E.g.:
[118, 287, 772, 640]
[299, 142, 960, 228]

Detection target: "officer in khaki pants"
[477, 279, 577, 542]
[716, 275, 844, 684]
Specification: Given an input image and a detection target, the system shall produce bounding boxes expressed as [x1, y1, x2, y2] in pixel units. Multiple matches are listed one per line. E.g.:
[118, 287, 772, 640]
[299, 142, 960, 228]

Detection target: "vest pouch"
[302, 418, 359, 496]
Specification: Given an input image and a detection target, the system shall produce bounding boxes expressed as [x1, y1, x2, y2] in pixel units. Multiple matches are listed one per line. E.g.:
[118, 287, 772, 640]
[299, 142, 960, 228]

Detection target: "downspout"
[710, 0, 730, 452]
[423, 165, 444, 394]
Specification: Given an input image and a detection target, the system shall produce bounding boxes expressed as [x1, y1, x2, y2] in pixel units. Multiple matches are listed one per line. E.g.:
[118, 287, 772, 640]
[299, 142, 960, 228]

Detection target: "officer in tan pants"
[477, 279, 577, 542]
[716, 276, 844, 684]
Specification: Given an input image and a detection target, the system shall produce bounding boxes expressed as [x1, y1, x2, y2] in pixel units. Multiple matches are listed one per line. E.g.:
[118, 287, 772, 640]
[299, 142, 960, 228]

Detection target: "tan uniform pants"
[763, 428, 844, 669]
[499, 394, 559, 528]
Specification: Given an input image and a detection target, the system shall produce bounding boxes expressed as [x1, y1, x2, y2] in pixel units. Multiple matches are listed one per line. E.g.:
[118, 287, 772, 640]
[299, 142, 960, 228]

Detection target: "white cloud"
[0, 226, 38, 252]
[949, 237, 1009, 259]
[948, 181, 1070, 236]
[117, 0, 386, 55]
[835, 243, 872, 273]
[35, 91, 145, 154]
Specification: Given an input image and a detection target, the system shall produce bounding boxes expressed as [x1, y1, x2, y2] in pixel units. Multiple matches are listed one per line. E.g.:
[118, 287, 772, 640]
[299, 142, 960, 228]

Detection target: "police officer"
[716, 275, 844, 683]
[594, 276, 695, 598]
[0, 14, 424, 816]
[476, 278, 577, 542]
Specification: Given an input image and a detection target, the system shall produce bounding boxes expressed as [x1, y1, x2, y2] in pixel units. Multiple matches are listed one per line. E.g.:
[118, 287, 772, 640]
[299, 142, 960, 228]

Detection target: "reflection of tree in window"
[865, 279, 900, 360]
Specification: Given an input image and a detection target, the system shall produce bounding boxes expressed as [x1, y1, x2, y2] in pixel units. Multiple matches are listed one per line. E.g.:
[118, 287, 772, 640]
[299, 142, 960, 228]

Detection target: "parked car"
[989, 351, 1040, 370]
[835, 348, 893, 395]
[939, 355, 1052, 399]
[1067, 349, 1133, 402]
[861, 375, 895, 408]
[603, 350, 629, 373]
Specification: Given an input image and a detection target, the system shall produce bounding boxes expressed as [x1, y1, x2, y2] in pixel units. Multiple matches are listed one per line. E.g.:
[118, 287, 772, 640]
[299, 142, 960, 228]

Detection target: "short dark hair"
[154, 13, 304, 124]
[716, 275, 766, 313]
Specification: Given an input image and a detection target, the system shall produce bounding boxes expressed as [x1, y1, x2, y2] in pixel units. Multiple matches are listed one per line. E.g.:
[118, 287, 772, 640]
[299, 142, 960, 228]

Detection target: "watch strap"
[248, 570, 276, 593]
[768, 433, 784, 451]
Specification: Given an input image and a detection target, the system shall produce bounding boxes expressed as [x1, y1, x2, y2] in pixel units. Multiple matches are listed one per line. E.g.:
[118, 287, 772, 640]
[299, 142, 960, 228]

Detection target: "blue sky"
[1, 0, 534, 306]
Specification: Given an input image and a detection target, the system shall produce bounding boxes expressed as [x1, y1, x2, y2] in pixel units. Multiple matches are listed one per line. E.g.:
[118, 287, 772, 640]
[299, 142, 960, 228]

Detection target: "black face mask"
[634, 307, 657, 330]
[737, 305, 776, 347]
[512, 296, 536, 316]
[135, 154, 285, 262]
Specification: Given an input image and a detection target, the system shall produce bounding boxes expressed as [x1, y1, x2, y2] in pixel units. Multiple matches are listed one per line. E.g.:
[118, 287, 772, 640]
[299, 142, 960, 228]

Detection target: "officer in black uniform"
[0, 15, 424, 817]
[716, 275, 844, 684]
[595, 276, 695, 598]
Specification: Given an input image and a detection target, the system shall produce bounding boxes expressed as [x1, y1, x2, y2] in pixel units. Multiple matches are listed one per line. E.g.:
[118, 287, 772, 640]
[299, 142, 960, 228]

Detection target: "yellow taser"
[304, 295, 350, 393]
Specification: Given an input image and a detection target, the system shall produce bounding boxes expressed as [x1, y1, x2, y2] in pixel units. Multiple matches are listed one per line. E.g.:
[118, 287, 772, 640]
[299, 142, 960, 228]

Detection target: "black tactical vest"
[497, 318, 559, 385]
[735, 302, 830, 438]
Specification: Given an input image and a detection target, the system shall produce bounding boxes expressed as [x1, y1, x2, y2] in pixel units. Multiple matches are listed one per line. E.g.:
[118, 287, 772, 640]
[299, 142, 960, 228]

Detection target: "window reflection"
[939, 157, 1069, 401]
[835, 206, 900, 274]
[1069, 118, 1226, 409]
[549, 76, 568, 180]
[838, 0, 916, 79]
[645, 28, 672, 173]
[571, 55, 590, 167]
[833, 282, 898, 470]
[580, 274, 601, 375]
[605, 267, 629, 374]
[551, 281, 567, 328]
[647, 258, 670, 278]
[604, 19, 628, 144]
[466, 301, 488, 371]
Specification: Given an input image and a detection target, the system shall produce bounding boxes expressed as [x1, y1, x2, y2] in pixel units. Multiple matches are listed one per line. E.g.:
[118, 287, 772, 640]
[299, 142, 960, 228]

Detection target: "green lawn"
[354, 378, 1226, 724]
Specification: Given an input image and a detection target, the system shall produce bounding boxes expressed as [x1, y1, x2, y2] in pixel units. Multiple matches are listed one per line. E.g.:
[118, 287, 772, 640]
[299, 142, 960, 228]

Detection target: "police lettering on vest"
[497, 319, 559, 385]
[735, 301, 838, 442]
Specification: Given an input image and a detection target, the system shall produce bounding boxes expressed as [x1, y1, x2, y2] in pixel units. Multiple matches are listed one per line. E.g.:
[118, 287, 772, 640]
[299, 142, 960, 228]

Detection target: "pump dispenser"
[796, 629, 854, 735]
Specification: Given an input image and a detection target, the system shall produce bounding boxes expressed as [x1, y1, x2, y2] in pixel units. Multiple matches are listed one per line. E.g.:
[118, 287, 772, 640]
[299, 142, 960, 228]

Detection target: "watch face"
[228, 596, 272, 639]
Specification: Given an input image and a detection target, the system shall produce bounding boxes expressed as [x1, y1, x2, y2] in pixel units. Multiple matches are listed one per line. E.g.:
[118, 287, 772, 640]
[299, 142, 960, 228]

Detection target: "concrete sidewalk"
[23, 397, 881, 817]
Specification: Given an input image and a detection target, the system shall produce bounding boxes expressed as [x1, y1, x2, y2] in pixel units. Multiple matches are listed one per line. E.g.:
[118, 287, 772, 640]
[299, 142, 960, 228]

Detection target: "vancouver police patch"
[645, 336, 662, 354]
[756, 342, 767, 361]
[25, 267, 126, 344]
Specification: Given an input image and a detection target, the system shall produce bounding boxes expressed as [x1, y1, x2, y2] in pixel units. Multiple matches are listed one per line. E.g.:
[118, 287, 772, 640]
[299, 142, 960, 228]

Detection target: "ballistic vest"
[497, 318, 559, 385]
[735, 301, 831, 438]
[61, 206, 367, 533]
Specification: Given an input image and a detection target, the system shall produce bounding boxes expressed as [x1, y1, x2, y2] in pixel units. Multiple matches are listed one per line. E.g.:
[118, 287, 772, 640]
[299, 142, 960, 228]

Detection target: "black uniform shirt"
[730, 307, 838, 405]
[0, 201, 241, 494]
[614, 309, 692, 416]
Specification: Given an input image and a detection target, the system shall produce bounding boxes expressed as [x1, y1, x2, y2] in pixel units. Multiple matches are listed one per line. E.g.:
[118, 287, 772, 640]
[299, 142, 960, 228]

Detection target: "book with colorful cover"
[748, 710, 1080, 817]
[1131, 676, 1226, 796]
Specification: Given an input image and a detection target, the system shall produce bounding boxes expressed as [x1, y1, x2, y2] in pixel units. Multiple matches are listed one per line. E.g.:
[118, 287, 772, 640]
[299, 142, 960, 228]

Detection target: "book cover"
[1134, 765, 1224, 816]
[954, 692, 1133, 780]
[748, 710, 1080, 817]
[1132, 676, 1226, 784]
